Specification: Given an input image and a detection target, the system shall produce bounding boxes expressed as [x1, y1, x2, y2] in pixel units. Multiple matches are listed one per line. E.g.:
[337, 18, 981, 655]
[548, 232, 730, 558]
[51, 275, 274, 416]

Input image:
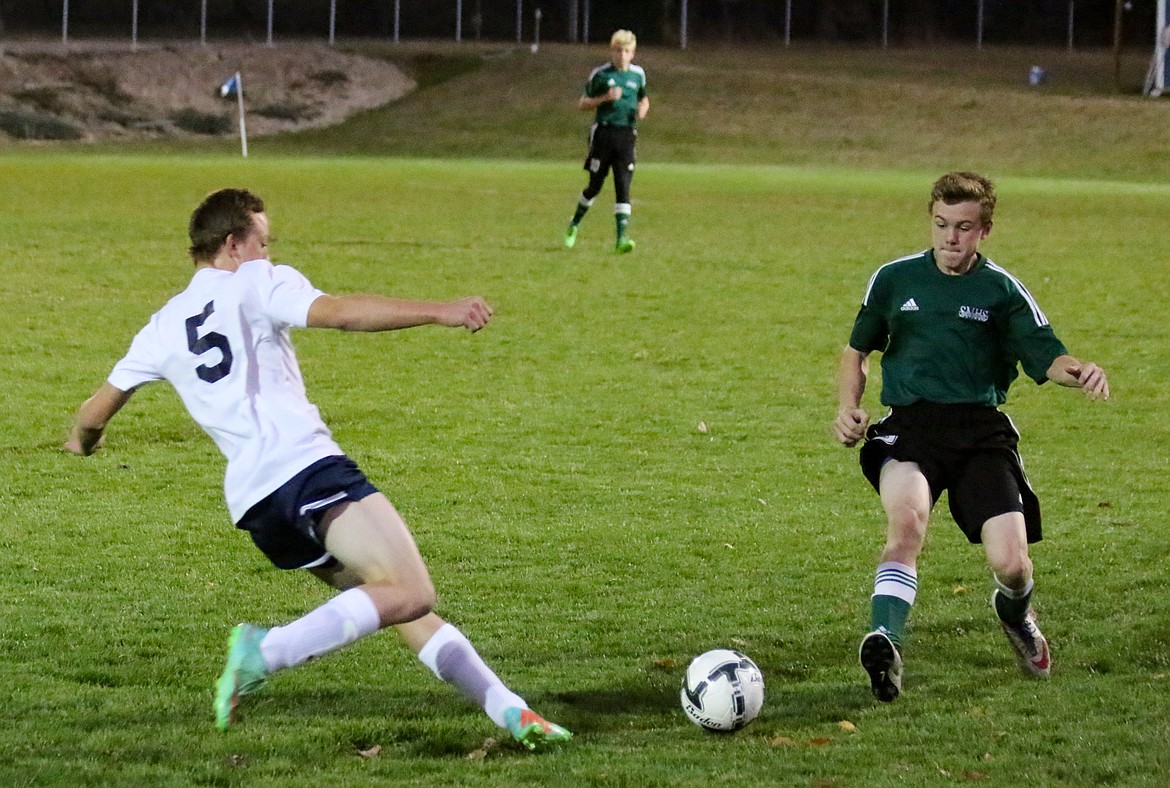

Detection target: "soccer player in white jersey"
[65, 188, 571, 748]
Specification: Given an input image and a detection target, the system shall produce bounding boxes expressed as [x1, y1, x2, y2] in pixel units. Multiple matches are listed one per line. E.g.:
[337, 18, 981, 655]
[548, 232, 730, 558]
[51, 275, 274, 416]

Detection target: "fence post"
[976, 0, 984, 49]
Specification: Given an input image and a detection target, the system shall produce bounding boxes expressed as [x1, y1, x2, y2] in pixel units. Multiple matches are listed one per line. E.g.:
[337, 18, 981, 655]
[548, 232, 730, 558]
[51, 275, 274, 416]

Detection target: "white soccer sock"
[873, 561, 918, 605]
[259, 587, 381, 674]
[417, 623, 527, 728]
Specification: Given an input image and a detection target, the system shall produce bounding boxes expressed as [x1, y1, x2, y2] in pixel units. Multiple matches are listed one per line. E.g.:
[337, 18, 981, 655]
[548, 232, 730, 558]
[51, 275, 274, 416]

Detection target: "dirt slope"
[0, 41, 414, 141]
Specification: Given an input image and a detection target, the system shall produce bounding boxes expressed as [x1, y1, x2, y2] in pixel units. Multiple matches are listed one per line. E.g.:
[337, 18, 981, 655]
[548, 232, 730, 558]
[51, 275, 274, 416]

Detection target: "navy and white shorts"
[858, 403, 1042, 544]
[235, 455, 378, 570]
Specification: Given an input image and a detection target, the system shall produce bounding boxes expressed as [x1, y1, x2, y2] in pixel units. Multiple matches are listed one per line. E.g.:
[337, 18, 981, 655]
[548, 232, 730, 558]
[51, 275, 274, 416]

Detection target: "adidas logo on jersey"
[900, 298, 919, 312]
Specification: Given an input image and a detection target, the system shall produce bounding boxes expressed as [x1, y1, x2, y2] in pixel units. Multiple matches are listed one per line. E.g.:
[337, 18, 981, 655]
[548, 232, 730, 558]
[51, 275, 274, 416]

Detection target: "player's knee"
[399, 585, 435, 622]
[365, 573, 435, 624]
[991, 552, 1032, 588]
[890, 502, 929, 536]
[883, 508, 927, 558]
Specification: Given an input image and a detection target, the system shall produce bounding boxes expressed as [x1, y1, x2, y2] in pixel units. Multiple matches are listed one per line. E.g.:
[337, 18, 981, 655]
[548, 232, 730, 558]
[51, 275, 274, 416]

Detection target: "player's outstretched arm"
[834, 346, 871, 447]
[1046, 354, 1109, 400]
[65, 382, 134, 456]
[307, 294, 492, 333]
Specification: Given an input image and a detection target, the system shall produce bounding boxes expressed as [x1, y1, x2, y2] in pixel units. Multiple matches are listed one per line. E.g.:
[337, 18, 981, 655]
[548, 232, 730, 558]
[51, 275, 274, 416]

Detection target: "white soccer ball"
[679, 648, 765, 732]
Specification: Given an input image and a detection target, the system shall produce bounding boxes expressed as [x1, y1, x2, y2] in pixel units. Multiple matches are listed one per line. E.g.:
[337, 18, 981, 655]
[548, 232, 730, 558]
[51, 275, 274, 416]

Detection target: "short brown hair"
[929, 171, 996, 225]
[188, 188, 265, 264]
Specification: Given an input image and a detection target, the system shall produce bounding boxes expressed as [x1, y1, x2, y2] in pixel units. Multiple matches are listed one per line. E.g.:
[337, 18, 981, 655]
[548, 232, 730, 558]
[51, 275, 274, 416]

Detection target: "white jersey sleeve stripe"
[985, 259, 1050, 326]
[861, 251, 927, 305]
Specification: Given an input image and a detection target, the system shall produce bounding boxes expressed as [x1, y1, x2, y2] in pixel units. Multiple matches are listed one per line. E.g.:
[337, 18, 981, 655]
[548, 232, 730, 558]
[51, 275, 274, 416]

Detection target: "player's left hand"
[1070, 361, 1109, 400]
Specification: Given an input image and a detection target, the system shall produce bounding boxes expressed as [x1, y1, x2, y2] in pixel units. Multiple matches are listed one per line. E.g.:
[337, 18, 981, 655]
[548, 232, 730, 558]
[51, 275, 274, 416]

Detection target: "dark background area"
[0, 1, 1158, 48]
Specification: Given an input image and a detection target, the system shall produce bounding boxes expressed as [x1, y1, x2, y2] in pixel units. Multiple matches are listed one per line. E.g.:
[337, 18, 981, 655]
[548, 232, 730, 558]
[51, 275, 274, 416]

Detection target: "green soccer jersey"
[848, 250, 1068, 407]
[584, 62, 647, 127]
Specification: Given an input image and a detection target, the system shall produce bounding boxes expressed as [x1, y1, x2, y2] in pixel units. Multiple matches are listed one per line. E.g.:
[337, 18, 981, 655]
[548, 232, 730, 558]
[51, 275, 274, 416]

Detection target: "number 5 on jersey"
[186, 300, 233, 383]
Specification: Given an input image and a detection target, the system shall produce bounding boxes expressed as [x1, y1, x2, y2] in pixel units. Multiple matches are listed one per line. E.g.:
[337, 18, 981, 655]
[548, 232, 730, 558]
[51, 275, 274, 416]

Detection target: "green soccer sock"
[614, 202, 631, 240]
[870, 595, 912, 648]
[571, 194, 593, 226]
[871, 561, 918, 648]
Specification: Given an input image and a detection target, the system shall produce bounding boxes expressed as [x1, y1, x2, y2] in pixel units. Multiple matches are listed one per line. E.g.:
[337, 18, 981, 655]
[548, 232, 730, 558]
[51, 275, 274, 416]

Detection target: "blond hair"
[610, 29, 636, 49]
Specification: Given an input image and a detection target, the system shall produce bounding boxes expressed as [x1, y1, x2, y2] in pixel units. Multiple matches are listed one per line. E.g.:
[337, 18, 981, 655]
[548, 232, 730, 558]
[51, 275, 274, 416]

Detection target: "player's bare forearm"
[308, 294, 492, 333]
[1046, 354, 1110, 400]
[834, 347, 870, 447]
[65, 383, 133, 456]
[578, 87, 621, 111]
[637, 97, 649, 120]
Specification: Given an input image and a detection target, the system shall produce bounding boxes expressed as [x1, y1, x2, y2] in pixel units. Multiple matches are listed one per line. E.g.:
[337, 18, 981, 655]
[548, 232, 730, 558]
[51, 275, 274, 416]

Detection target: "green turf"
[1, 153, 1167, 785]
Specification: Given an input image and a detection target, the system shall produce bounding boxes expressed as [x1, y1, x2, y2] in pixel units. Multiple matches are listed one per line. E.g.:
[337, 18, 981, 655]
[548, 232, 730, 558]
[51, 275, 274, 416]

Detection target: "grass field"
[2, 42, 1169, 787]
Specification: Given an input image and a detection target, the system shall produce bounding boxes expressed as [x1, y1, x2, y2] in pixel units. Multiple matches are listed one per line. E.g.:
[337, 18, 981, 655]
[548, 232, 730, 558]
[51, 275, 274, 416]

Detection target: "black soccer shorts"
[583, 124, 636, 176]
[859, 403, 1042, 544]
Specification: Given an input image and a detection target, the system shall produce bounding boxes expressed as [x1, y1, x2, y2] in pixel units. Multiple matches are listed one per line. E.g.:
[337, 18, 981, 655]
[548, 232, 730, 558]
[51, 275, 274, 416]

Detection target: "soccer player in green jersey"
[563, 29, 649, 253]
[833, 171, 1109, 702]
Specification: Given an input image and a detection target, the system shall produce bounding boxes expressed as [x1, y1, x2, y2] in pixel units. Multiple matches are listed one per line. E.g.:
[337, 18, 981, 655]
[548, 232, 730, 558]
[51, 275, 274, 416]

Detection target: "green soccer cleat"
[615, 236, 636, 254]
[503, 707, 573, 750]
[563, 224, 578, 249]
[214, 623, 269, 732]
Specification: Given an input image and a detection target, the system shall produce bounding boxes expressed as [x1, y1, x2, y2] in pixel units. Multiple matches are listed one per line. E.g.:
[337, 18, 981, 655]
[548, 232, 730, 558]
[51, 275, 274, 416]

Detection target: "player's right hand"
[833, 408, 869, 447]
[63, 432, 104, 456]
[607, 86, 623, 101]
[444, 296, 493, 332]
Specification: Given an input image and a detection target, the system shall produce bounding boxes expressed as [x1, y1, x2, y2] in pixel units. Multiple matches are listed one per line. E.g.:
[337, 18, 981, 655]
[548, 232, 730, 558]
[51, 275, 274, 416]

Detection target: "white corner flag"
[219, 72, 248, 158]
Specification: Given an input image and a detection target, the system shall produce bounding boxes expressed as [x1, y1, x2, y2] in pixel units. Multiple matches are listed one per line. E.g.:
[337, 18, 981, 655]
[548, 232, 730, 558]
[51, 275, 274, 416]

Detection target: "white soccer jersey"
[108, 259, 343, 522]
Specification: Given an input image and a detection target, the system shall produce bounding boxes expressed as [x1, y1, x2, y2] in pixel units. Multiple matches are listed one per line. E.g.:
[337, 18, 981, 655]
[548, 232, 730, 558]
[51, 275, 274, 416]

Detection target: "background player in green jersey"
[563, 29, 649, 253]
[832, 171, 1109, 702]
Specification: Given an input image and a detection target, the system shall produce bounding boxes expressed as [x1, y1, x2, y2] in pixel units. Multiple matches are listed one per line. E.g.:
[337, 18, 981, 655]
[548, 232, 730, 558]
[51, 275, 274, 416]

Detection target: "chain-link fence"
[0, 1, 1158, 49]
